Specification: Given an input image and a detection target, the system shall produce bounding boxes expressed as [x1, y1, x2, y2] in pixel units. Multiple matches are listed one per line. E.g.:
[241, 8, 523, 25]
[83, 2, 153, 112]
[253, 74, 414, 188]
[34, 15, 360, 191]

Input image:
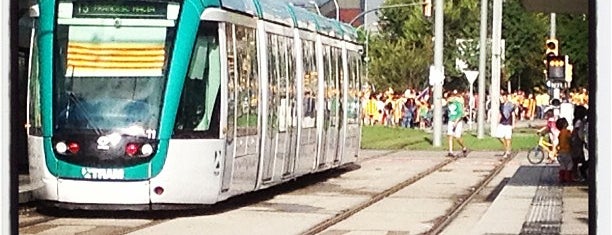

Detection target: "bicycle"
[526, 132, 556, 164]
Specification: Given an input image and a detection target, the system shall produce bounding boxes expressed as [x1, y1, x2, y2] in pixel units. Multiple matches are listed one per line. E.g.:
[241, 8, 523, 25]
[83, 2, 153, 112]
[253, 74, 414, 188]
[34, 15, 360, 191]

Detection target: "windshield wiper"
[64, 65, 103, 135]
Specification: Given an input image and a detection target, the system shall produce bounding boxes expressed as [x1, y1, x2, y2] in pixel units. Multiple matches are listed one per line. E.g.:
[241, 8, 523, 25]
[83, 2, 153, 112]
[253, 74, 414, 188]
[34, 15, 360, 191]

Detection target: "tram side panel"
[149, 140, 223, 204]
[150, 20, 226, 205]
[27, 136, 58, 201]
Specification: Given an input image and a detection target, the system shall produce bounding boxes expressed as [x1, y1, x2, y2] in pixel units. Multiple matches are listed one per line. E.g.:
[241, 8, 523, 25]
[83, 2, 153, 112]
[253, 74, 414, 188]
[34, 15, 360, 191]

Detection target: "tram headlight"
[141, 144, 154, 157]
[55, 142, 68, 154]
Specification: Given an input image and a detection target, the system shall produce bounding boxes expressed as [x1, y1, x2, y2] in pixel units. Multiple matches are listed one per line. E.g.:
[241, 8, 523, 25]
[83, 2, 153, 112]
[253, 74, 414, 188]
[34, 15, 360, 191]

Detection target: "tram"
[25, 0, 363, 210]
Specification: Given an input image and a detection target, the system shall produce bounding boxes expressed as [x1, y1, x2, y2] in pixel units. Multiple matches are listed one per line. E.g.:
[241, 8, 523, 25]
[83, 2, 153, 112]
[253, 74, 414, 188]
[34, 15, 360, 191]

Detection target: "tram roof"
[220, 0, 357, 40]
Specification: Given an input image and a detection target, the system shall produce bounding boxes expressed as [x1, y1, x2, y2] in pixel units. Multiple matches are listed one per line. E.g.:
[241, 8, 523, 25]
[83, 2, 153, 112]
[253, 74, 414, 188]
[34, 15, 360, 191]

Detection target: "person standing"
[556, 118, 573, 183]
[447, 93, 468, 157]
[496, 93, 516, 158]
[402, 98, 415, 128]
[571, 106, 588, 181]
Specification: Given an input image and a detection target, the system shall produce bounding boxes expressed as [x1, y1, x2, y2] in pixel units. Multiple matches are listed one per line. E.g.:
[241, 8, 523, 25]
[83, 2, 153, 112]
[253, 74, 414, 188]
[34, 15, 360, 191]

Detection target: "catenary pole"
[489, 0, 502, 137]
[432, 0, 444, 146]
[1, 0, 10, 233]
[476, 0, 488, 139]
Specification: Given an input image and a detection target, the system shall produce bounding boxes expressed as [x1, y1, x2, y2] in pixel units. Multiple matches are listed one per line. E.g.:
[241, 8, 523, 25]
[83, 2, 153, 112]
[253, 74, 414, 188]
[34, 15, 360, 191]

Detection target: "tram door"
[335, 47, 345, 164]
[221, 24, 260, 193]
[280, 36, 298, 177]
[262, 34, 296, 181]
[221, 23, 236, 192]
[320, 46, 340, 167]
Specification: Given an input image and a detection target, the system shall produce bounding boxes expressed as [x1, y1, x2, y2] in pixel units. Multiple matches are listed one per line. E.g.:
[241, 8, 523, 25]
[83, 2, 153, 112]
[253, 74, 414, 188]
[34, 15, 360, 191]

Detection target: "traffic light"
[423, 0, 432, 17]
[547, 55, 565, 80]
[545, 39, 559, 58]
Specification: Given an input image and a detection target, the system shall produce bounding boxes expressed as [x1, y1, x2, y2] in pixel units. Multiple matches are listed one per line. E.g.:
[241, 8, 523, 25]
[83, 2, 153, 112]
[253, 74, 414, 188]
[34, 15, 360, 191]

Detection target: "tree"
[366, 0, 433, 92]
[365, 0, 586, 94]
[556, 14, 588, 88]
[501, 0, 549, 92]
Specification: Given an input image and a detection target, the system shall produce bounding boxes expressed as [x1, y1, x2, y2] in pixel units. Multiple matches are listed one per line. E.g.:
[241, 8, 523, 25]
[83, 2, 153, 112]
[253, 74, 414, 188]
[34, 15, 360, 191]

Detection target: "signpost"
[463, 70, 478, 129]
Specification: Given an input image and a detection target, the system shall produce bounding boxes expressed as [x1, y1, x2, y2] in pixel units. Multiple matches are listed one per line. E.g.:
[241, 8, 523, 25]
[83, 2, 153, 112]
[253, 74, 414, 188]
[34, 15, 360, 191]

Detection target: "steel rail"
[301, 156, 458, 235]
[426, 152, 517, 234]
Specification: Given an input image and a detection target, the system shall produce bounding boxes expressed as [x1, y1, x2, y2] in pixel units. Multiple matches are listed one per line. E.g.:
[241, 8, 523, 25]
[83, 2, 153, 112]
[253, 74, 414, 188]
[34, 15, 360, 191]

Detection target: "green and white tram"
[26, 0, 362, 210]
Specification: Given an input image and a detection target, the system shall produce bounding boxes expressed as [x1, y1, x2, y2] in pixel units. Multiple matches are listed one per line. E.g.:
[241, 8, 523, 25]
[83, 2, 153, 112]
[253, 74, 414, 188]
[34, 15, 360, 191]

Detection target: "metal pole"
[432, 0, 444, 146]
[365, 29, 370, 85]
[309, 1, 322, 15]
[333, 0, 339, 21]
[1, 0, 10, 233]
[490, 0, 502, 137]
[550, 13, 560, 112]
[477, 0, 488, 139]
[550, 13, 556, 39]
[596, 1, 612, 232]
[469, 84, 474, 130]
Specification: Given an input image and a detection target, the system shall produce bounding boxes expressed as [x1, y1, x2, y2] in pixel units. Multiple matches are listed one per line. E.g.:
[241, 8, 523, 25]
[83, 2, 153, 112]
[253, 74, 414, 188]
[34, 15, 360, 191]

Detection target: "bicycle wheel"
[527, 146, 545, 164]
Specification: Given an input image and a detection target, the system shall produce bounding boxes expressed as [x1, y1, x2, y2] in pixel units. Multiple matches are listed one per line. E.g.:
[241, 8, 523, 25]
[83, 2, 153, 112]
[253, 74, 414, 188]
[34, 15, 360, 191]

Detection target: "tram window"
[288, 37, 296, 128]
[174, 22, 221, 138]
[328, 47, 339, 127]
[52, 20, 173, 133]
[323, 45, 331, 127]
[302, 40, 316, 129]
[347, 51, 359, 124]
[267, 34, 280, 132]
[337, 47, 343, 128]
[235, 26, 258, 137]
[283, 36, 297, 130]
[226, 23, 236, 141]
[28, 33, 42, 136]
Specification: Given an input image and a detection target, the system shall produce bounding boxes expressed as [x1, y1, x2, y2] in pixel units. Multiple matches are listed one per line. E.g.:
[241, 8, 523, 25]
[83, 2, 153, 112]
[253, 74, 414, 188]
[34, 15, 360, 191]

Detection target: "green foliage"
[502, 0, 548, 92]
[556, 14, 589, 88]
[365, 0, 588, 93]
[365, 0, 434, 91]
[360, 125, 539, 151]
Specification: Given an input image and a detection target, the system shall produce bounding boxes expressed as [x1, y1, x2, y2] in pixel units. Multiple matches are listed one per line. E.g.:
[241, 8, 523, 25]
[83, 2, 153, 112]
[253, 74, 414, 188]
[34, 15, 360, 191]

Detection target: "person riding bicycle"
[537, 110, 559, 163]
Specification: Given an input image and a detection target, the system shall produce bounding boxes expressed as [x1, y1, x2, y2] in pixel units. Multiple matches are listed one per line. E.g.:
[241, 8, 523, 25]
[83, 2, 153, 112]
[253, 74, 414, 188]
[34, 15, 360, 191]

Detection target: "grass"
[360, 125, 541, 151]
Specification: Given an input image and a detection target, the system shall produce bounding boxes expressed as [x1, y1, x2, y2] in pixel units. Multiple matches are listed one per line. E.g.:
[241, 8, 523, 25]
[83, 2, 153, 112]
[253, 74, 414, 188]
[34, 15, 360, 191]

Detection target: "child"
[556, 118, 573, 183]
[537, 111, 559, 163]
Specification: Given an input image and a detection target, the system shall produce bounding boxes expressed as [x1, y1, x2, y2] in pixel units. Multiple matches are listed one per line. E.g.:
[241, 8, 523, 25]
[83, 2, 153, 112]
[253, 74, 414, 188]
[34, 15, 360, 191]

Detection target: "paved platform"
[469, 161, 589, 235]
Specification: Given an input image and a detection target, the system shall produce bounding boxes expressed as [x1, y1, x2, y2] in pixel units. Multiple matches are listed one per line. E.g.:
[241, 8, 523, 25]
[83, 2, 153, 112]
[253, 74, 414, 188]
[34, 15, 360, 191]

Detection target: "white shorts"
[495, 124, 513, 139]
[447, 121, 464, 138]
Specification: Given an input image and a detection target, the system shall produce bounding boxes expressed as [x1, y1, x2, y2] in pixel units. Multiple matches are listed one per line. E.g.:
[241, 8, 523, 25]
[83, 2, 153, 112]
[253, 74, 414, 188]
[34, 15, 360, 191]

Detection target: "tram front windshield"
[53, 10, 176, 136]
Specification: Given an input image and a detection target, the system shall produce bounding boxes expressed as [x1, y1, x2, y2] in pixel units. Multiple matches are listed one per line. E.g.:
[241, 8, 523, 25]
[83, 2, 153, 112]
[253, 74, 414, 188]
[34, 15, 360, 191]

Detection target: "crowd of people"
[359, 85, 590, 182]
[359, 86, 589, 129]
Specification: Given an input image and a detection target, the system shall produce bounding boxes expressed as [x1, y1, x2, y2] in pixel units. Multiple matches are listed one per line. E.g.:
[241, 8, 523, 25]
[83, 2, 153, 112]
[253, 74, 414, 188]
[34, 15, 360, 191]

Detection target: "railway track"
[302, 151, 517, 235]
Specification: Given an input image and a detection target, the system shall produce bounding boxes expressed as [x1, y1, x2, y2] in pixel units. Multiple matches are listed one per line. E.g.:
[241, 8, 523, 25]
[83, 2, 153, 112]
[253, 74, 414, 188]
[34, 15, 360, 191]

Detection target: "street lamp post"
[332, 0, 339, 21]
[309, 1, 321, 15]
[477, 0, 488, 139]
[357, 23, 378, 86]
[432, 0, 444, 147]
